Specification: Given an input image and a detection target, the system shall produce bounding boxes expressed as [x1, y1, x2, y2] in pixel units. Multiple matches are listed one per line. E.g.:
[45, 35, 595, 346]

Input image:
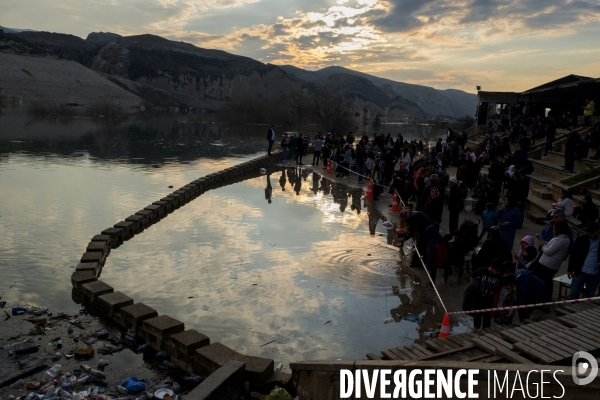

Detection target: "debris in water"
[260, 340, 277, 347]
[384, 317, 394, 324]
[187, 296, 194, 299]
[324, 320, 331, 325]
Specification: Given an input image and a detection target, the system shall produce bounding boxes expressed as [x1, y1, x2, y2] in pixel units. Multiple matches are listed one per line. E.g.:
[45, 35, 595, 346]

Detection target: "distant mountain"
[0, 25, 36, 33]
[279, 65, 477, 118]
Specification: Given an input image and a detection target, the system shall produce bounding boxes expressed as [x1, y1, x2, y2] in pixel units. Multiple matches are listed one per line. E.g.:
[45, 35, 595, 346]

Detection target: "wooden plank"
[464, 353, 497, 362]
[411, 343, 434, 357]
[495, 347, 536, 365]
[545, 334, 589, 353]
[513, 342, 558, 364]
[569, 326, 600, 347]
[564, 313, 600, 329]
[519, 323, 549, 336]
[469, 337, 497, 355]
[556, 316, 579, 328]
[366, 353, 382, 360]
[403, 345, 428, 358]
[426, 339, 455, 352]
[445, 335, 471, 347]
[419, 345, 475, 361]
[554, 307, 571, 316]
[538, 335, 582, 355]
[480, 334, 512, 350]
[540, 319, 571, 331]
[381, 350, 401, 360]
[436, 338, 462, 349]
[388, 348, 411, 360]
[482, 355, 506, 363]
[392, 347, 418, 360]
[499, 328, 534, 343]
[514, 325, 546, 338]
[526, 339, 571, 360]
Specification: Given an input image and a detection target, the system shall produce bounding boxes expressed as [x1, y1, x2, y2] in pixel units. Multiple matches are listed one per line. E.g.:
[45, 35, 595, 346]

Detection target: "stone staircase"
[522, 126, 600, 227]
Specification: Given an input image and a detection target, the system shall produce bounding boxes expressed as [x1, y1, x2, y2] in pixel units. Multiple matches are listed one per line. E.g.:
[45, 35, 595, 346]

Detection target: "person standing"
[568, 222, 600, 299]
[563, 126, 579, 173]
[541, 117, 556, 160]
[584, 99, 595, 127]
[267, 125, 275, 155]
[425, 225, 452, 286]
[467, 259, 505, 329]
[497, 194, 522, 251]
[295, 135, 304, 165]
[312, 136, 323, 166]
[281, 134, 289, 162]
[448, 177, 464, 234]
[534, 220, 571, 301]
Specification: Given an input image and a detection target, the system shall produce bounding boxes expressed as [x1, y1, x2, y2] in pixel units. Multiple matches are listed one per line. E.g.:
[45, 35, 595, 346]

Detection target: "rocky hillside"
[280, 65, 477, 118]
[0, 28, 474, 117]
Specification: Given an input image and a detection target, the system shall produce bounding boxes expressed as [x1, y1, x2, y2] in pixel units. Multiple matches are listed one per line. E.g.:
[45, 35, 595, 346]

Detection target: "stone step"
[185, 361, 245, 400]
[525, 212, 547, 225]
[526, 174, 552, 191]
[525, 195, 553, 216]
[587, 188, 600, 201]
[540, 151, 599, 172]
[531, 188, 554, 200]
[529, 159, 577, 181]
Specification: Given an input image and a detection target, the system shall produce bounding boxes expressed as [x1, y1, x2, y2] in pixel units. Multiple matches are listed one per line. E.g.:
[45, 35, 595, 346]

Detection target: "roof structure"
[522, 74, 595, 94]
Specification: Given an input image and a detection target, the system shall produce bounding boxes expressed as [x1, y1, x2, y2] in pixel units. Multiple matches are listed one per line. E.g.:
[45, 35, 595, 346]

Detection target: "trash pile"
[1, 304, 202, 399]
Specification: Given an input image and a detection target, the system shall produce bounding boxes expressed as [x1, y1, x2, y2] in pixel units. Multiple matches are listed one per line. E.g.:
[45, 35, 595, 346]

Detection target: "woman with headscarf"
[514, 235, 534, 267]
[575, 195, 599, 226]
[554, 189, 574, 217]
[497, 194, 522, 251]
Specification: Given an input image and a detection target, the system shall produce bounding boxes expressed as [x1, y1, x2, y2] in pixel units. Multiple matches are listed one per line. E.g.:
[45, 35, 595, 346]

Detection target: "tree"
[312, 91, 355, 132]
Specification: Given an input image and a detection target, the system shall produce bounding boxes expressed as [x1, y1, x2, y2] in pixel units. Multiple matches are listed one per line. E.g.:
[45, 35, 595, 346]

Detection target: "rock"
[74, 347, 95, 359]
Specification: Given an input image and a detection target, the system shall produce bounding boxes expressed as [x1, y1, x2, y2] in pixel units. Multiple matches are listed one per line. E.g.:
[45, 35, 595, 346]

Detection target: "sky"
[4, 0, 600, 93]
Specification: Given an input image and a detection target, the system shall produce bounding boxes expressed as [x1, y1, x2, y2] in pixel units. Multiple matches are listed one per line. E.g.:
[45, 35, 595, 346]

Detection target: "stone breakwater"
[70, 152, 286, 391]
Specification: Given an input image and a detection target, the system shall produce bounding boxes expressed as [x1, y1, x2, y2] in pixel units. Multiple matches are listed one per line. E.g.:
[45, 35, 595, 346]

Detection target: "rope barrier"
[325, 158, 449, 314]
[446, 296, 600, 315]
[313, 157, 596, 319]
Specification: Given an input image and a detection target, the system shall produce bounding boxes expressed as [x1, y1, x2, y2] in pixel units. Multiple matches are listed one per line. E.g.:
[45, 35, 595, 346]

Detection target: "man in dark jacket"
[512, 144, 528, 170]
[568, 221, 600, 299]
[541, 117, 556, 159]
[295, 135, 304, 165]
[473, 227, 512, 269]
[513, 266, 547, 321]
[563, 126, 579, 173]
[267, 125, 275, 155]
[448, 177, 464, 233]
[397, 211, 432, 269]
[488, 156, 505, 188]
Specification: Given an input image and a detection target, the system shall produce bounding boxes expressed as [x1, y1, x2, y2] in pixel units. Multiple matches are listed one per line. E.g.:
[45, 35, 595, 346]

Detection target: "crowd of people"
[267, 114, 600, 329]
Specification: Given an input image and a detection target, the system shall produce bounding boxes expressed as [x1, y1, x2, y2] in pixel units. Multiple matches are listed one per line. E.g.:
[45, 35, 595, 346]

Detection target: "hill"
[279, 65, 477, 118]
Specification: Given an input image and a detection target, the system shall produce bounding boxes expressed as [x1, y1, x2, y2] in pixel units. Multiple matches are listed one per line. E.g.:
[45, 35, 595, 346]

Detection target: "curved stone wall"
[70, 152, 280, 388]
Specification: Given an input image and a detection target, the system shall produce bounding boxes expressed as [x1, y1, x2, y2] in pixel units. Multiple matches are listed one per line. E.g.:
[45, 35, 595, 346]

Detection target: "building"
[477, 75, 599, 126]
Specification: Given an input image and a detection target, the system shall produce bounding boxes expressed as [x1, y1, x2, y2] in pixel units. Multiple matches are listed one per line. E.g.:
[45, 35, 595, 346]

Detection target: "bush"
[28, 101, 76, 118]
[84, 101, 127, 119]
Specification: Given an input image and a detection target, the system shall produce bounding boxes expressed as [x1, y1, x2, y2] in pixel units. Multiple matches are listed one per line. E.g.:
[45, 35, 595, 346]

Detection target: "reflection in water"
[0, 115, 453, 367]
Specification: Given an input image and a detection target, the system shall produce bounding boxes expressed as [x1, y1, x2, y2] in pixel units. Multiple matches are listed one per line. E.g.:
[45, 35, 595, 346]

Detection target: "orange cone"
[326, 159, 332, 174]
[365, 180, 374, 198]
[389, 191, 401, 211]
[438, 314, 451, 338]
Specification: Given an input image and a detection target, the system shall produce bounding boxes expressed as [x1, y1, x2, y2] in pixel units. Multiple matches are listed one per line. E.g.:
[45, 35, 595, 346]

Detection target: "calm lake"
[0, 110, 445, 367]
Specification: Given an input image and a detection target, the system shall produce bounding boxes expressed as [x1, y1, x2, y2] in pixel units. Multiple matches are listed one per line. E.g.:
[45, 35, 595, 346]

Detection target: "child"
[465, 258, 505, 329]
[493, 275, 517, 325]
[516, 245, 537, 269]
[479, 202, 498, 241]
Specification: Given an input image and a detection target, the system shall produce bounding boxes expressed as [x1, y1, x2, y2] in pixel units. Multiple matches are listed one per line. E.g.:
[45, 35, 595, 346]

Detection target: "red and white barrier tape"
[447, 296, 600, 315]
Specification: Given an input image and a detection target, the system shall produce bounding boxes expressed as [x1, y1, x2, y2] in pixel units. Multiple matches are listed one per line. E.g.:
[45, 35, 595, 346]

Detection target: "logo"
[572, 351, 598, 385]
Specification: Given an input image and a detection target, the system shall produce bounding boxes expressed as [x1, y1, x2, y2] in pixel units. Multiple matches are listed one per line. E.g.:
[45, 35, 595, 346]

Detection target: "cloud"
[370, 0, 436, 32]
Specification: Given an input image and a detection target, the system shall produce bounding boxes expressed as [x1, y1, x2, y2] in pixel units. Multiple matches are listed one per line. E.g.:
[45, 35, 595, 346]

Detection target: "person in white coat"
[534, 220, 571, 301]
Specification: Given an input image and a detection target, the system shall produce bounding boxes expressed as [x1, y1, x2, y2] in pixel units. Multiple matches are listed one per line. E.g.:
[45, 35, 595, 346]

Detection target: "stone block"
[135, 209, 155, 220]
[101, 227, 124, 241]
[126, 214, 147, 227]
[174, 189, 190, 200]
[114, 221, 135, 234]
[81, 251, 104, 264]
[171, 329, 210, 357]
[153, 200, 172, 210]
[81, 280, 114, 302]
[91, 234, 111, 243]
[186, 361, 245, 400]
[86, 241, 107, 253]
[143, 315, 184, 343]
[171, 354, 196, 374]
[121, 302, 158, 331]
[194, 342, 274, 386]
[144, 204, 165, 215]
[75, 262, 100, 276]
[98, 291, 134, 315]
[71, 270, 97, 288]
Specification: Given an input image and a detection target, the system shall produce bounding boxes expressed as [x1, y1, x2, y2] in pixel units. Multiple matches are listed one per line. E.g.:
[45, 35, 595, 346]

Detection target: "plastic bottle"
[79, 306, 86, 315]
[9, 379, 24, 389]
[182, 375, 202, 383]
[80, 365, 92, 372]
[96, 330, 109, 339]
[135, 343, 150, 353]
[12, 307, 26, 316]
[42, 365, 61, 382]
[163, 360, 176, 369]
[56, 340, 63, 349]
[27, 382, 41, 390]
[89, 369, 105, 379]
[97, 359, 109, 368]
[116, 386, 128, 395]
[171, 382, 180, 394]
[76, 376, 90, 385]
[91, 387, 99, 398]
[67, 325, 73, 334]
[383, 317, 394, 324]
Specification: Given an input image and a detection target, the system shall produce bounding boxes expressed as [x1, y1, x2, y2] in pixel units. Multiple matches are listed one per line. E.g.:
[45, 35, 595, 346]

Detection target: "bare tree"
[311, 91, 356, 132]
